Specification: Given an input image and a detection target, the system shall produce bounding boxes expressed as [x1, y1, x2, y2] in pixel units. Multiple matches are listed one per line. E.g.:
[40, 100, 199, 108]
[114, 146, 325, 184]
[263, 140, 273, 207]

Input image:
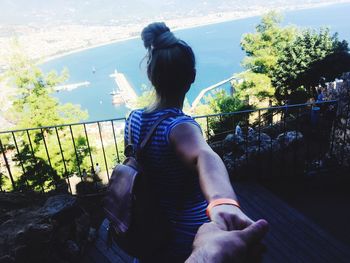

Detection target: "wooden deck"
[82, 182, 350, 263]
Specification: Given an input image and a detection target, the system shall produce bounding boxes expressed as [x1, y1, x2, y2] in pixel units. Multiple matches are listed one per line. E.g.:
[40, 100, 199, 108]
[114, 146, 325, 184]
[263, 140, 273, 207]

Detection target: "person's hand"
[210, 204, 254, 231]
[186, 219, 269, 263]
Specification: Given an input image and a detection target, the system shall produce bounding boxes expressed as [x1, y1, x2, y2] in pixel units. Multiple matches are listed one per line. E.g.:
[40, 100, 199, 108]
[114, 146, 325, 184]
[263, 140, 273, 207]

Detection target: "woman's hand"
[209, 204, 254, 231]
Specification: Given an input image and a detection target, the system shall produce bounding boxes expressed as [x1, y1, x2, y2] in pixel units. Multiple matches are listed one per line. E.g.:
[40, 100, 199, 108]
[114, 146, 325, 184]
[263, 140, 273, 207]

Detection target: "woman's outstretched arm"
[170, 122, 236, 202]
[170, 122, 253, 230]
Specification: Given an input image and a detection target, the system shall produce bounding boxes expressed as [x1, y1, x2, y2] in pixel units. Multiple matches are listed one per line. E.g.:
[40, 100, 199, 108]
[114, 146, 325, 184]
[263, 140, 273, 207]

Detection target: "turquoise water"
[42, 3, 350, 121]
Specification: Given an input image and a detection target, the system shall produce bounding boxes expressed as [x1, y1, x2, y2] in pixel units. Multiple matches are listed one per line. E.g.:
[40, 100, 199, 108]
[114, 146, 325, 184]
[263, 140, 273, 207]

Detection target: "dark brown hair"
[141, 22, 196, 103]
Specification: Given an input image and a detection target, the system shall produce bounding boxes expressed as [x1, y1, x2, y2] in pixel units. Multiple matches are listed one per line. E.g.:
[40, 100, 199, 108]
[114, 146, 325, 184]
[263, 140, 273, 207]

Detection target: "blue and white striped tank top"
[125, 107, 209, 259]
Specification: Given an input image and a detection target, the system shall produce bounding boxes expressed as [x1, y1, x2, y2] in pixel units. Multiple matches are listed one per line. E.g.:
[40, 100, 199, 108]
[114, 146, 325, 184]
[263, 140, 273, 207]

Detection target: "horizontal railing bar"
[0, 100, 338, 134]
[0, 117, 127, 134]
[193, 100, 338, 119]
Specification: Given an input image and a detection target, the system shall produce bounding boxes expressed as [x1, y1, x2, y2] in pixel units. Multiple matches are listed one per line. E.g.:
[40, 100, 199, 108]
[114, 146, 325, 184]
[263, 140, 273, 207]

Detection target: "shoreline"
[39, 0, 350, 65]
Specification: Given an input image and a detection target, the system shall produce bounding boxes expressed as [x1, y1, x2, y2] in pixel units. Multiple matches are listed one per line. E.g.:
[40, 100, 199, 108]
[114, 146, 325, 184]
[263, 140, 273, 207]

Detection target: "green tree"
[5, 44, 88, 128]
[241, 11, 296, 74]
[132, 84, 156, 109]
[208, 92, 254, 137]
[272, 28, 349, 102]
[0, 171, 5, 191]
[236, 11, 297, 105]
[65, 135, 91, 174]
[2, 44, 90, 191]
[14, 144, 61, 192]
[234, 72, 274, 102]
[295, 51, 350, 89]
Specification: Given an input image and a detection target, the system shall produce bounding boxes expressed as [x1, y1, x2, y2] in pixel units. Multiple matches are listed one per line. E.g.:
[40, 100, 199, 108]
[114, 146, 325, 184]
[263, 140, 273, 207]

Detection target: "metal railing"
[0, 117, 126, 193]
[194, 100, 343, 178]
[0, 100, 346, 193]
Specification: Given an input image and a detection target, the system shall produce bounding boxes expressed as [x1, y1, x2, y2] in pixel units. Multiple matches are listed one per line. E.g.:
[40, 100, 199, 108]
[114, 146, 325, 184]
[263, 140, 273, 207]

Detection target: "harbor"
[109, 70, 138, 108]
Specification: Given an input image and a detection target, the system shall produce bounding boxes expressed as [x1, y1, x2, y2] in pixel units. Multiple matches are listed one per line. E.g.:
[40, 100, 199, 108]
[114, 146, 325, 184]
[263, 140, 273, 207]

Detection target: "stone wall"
[211, 129, 306, 179]
[0, 185, 105, 263]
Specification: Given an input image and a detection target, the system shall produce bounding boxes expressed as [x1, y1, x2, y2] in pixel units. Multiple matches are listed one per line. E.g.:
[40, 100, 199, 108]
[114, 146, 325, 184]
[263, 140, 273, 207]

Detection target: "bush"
[209, 92, 254, 139]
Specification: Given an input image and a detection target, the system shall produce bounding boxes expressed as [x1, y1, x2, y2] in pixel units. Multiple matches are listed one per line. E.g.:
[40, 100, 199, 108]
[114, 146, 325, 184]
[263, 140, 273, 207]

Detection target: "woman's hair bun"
[141, 22, 178, 50]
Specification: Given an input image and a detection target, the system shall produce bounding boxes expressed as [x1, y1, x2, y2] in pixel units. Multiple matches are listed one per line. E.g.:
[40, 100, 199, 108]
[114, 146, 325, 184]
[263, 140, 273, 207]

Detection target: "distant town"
[1, 0, 350, 72]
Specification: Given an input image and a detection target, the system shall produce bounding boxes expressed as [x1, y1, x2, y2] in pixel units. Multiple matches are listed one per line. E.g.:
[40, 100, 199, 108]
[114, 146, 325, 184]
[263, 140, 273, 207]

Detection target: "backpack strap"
[124, 111, 137, 158]
[139, 112, 180, 151]
[128, 111, 135, 146]
[126, 111, 180, 157]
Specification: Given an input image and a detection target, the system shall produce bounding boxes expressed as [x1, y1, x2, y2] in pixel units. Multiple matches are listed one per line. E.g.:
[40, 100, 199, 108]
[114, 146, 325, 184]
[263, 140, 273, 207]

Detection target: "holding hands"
[186, 199, 269, 263]
[209, 204, 254, 231]
[187, 219, 269, 263]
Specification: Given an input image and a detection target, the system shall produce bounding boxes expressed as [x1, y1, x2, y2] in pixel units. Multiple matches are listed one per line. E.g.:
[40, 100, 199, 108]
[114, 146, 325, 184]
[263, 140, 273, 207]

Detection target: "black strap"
[127, 111, 135, 146]
[139, 112, 180, 150]
[127, 111, 180, 152]
[128, 111, 189, 212]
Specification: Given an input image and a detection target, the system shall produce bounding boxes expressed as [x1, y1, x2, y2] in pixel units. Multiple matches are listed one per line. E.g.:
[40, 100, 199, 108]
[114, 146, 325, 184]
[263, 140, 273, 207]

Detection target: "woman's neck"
[152, 94, 185, 111]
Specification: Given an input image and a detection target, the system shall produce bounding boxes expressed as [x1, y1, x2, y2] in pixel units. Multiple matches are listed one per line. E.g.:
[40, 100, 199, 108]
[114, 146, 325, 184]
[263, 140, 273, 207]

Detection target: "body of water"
[42, 3, 350, 121]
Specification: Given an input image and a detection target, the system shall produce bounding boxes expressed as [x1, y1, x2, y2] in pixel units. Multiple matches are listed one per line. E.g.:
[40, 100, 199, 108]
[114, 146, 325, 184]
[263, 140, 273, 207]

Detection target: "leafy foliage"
[236, 12, 350, 105]
[14, 144, 61, 191]
[235, 11, 297, 106]
[241, 11, 297, 75]
[272, 29, 350, 102]
[5, 42, 88, 128]
[234, 72, 274, 102]
[208, 92, 254, 137]
[0, 171, 5, 191]
[132, 84, 156, 109]
[2, 44, 92, 192]
[210, 91, 252, 113]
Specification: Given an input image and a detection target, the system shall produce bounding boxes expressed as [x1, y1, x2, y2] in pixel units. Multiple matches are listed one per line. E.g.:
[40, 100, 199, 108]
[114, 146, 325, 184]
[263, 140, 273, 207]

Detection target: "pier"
[109, 70, 137, 108]
[190, 76, 236, 112]
[54, 81, 90, 92]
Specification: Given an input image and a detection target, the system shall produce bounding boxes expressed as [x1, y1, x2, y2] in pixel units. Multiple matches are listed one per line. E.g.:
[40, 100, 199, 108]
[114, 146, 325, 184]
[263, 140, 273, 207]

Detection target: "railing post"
[270, 110, 273, 177]
[111, 121, 120, 163]
[258, 110, 261, 153]
[232, 115, 236, 172]
[282, 105, 287, 175]
[293, 108, 301, 176]
[83, 124, 94, 170]
[98, 122, 110, 180]
[206, 116, 210, 140]
[27, 130, 44, 192]
[69, 125, 82, 180]
[341, 101, 350, 167]
[330, 101, 339, 155]
[12, 132, 28, 186]
[55, 127, 72, 194]
[245, 113, 249, 167]
[0, 139, 15, 190]
[40, 128, 53, 169]
[26, 130, 36, 157]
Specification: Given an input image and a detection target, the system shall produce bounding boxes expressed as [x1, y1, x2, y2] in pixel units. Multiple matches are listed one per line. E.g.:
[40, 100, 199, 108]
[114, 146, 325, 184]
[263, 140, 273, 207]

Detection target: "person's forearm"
[197, 149, 237, 202]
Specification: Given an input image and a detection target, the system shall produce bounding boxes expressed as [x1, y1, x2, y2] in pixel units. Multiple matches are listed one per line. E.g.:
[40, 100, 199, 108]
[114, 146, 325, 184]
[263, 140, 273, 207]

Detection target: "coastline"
[39, 36, 140, 65]
[39, 0, 350, 65]
[0, 0, 349, 128]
